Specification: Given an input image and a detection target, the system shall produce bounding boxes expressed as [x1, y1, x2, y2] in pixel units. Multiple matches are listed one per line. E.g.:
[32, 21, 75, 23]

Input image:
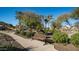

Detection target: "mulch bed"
[54, 43, 79, 51]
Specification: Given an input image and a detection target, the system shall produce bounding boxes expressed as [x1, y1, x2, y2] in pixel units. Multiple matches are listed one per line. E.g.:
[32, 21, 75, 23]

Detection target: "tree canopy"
[16, 11, 43, 31]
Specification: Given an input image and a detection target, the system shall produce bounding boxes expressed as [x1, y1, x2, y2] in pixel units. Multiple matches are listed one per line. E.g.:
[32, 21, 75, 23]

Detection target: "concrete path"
[0, 31, 57, 51]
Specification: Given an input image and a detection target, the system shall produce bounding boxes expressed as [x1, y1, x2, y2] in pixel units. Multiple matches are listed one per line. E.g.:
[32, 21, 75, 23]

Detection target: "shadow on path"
[0, 47, 32, 51]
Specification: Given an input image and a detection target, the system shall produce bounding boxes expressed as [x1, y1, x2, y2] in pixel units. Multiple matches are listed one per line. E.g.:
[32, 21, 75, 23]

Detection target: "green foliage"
[20, 31, 26, 36]
[44, 29, 49, 33]
[52, 30, 69, 44]
[36, 22, 43, 30]
[71, 33, 79, 47]
[16, 29, 35, 38]
[26, 32, 35, 38]
[15, 30, 20, 34]
[55, 14, 71, 28]
[70, 8, 79, 19]
[44, 29, 53, 34]
[16, 11, 43, 31]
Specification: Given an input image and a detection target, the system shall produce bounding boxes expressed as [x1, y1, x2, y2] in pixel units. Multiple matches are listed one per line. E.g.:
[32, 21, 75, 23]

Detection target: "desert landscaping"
[0, 7, 79, 51]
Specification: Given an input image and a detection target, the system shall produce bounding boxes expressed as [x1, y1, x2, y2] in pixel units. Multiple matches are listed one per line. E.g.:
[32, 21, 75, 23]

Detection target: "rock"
[32, 33, 46, 41]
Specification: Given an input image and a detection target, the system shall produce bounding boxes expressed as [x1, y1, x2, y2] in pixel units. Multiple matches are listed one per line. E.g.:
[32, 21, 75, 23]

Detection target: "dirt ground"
[54, 43, 79, 51]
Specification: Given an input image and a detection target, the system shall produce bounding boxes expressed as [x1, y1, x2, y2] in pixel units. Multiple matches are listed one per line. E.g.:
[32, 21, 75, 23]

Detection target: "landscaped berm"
[0, 7, 79, 51]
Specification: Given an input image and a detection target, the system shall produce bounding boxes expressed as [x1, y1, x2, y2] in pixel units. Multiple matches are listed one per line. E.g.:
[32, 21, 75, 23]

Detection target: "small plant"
[15, 30, 20, 34]
[52, 30, 69, 44]
[26, 32, 35, 38]
[44, 29, 49, 34]
[20, 31, 26, 36]
[71, 33, 79, 47]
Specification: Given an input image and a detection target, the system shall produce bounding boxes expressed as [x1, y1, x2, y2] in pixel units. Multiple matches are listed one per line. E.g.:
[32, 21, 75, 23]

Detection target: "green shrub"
[21, 31, 26, 36]
[71, 33, 79, 47]
[52, 30, 69, 44]
[26, 32, 35, 38]
[44, 29, 53, 34]
[44, 29, 49, 33]
[15, 30, 20, 34]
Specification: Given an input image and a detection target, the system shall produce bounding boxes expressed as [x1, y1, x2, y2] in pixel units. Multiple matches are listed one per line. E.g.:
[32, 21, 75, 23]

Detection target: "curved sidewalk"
[0, 31, 57, 51]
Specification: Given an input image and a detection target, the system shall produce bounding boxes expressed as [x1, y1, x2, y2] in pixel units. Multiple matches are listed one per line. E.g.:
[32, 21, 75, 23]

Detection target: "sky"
[0, 7, 77, 26]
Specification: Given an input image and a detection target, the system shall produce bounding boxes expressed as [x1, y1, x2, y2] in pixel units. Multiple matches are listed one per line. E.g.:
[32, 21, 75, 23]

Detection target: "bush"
[52, 30, 69, 44]
[71, 33, 79, 47]
[26, 32, 35, 38]
[15, 30, 20, 34]
[44, 29, 53, 34]
[21, 31, 26, 36]
[44, 29, 49, 34]
[20, 30, 35, 38]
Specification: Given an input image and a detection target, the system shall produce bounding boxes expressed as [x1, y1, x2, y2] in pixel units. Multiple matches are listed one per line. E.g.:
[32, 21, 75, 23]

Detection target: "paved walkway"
[0, 31, 57, 51]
